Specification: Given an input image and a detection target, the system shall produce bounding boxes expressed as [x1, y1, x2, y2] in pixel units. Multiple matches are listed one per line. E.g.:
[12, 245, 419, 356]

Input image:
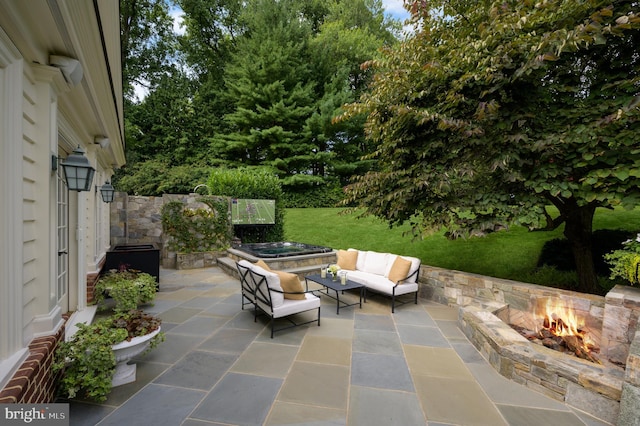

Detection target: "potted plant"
[54, 270, 165, 402]
[605, 233, 640, 286]
[94, 268, 157, 312]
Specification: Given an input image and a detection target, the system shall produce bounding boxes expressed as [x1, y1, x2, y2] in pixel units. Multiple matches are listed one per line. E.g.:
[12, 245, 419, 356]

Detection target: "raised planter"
[105, 244, 160, 284]
[176, 250, 226, 270]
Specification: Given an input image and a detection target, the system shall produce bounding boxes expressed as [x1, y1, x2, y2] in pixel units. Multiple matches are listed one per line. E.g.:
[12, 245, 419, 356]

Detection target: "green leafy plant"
[161, 196, 232, 253]
[605, 234, 640, 286]
[53, 310, 164, 402]
[94, 269, 157, 313]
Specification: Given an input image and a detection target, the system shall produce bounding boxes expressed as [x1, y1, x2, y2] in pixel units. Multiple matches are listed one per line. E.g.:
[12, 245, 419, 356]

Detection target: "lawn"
[283, 207, 639, 286]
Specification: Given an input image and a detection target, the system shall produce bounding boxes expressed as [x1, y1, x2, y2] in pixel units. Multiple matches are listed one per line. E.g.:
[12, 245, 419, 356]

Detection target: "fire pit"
[511, 298, 601, 364]
[421, 265, 640, 425]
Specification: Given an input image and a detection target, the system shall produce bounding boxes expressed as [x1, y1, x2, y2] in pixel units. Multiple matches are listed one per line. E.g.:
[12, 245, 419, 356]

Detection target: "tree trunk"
[561, 202, 600, 294]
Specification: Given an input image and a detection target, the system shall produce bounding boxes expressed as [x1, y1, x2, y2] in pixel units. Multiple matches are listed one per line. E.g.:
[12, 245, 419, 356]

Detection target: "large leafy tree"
[307, 0, 400, 184]
[339, 0, 640, 294]
[120, 0, 177, 99]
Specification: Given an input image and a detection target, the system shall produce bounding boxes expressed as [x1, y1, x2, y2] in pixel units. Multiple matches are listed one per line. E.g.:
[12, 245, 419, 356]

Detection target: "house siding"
[0, 0, 123, 401]
[22, 72, 43, 341]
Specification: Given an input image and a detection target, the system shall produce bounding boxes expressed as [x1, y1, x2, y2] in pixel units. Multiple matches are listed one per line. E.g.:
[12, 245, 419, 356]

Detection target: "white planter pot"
[111, 327, 161, 387]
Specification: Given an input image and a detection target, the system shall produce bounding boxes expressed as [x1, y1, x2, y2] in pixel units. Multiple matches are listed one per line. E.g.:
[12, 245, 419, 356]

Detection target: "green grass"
[283, 207, 639, 286]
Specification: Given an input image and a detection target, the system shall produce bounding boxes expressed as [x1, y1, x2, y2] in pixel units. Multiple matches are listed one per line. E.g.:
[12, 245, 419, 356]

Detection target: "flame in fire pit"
[536, 299, 600, 363]
[539, 299, 583, 336]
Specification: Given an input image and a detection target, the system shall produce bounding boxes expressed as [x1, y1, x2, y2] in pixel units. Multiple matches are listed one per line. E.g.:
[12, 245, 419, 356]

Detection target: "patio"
[66, 266, 610, 425]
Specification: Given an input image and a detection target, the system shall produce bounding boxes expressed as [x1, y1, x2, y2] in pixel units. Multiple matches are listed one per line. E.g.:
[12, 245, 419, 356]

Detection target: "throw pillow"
[273, 270, 305, 300]
[388, 256, 412, 283]
[337, 249, 358, 270]
[255, 259, 271, 271]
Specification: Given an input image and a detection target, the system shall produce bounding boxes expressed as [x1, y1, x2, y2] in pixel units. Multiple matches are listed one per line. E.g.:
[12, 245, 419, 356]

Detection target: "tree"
[306, 0, 399, 185]
[211, 0, 317, 183]
[338, 0, 640, 294]
[118, 0, 405, 199]
[120, 0, 177, 100]
[211, 0, 401, 189]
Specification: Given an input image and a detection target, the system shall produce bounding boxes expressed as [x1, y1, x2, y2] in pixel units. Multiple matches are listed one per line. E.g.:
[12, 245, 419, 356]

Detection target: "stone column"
[618, 320, 640, 426]
[601, 285, 640, 366]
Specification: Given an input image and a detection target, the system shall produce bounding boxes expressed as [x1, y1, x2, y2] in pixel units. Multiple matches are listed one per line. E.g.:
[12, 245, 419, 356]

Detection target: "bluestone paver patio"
[65, 266, 611, 425]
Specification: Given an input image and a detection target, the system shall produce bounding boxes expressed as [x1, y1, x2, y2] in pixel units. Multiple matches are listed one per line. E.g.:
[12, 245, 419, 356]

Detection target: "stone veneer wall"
[0, 325, 65, 403]
[110, 192, 165, 247]
[602, 286, 640, 366]
[109, 193, 215, 269]
[619, 327, 640, 425]
[418, 264, 640, 425]
[176, 251, 227, 270]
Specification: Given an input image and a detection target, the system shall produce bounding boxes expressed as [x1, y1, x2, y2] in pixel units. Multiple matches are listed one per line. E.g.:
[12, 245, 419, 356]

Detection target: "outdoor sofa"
[335, 249, 421, 312]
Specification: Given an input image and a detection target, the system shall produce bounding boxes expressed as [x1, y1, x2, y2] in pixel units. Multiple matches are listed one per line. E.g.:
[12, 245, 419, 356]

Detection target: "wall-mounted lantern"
[99, 182, 115, 203]
[53, 146, 95, 192]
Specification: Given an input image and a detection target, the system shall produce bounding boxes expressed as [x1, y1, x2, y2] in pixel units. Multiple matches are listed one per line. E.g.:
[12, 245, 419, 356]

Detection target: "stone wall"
[419, 265, 610, 353]
[110, 193, 165, 247]
[602, 286, 640, 367]
[109, 193, 215, 269]
[176, 251, 227, 270]
[619, 326, 640, 425]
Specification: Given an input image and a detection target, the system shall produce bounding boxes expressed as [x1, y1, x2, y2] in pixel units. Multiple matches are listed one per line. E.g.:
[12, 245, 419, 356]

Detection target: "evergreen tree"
[212, 0, 317, 185]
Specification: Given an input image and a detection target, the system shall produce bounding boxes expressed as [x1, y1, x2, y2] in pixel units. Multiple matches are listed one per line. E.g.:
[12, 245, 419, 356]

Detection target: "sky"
[383, 0, 411, 21]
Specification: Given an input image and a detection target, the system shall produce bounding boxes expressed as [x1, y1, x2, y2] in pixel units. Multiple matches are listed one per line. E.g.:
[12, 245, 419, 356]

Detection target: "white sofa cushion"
[362, 251, 389, 275]
[347, 271, 418, 296]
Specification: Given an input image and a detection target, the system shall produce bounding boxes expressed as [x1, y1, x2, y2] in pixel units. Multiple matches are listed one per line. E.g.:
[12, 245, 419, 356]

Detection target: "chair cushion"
[238, 259, 254, 270]
[388, 256, 412, 283]
[273, 270, 305, 300]
[237, 260, 256, 301]
[337, 249, 358, 271]
[271, 293, 320, 318]
[362, 251, 389, 275]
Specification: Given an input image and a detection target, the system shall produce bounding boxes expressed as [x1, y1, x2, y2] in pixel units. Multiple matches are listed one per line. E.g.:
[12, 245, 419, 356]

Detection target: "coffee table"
[305, 273, 365, 315]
